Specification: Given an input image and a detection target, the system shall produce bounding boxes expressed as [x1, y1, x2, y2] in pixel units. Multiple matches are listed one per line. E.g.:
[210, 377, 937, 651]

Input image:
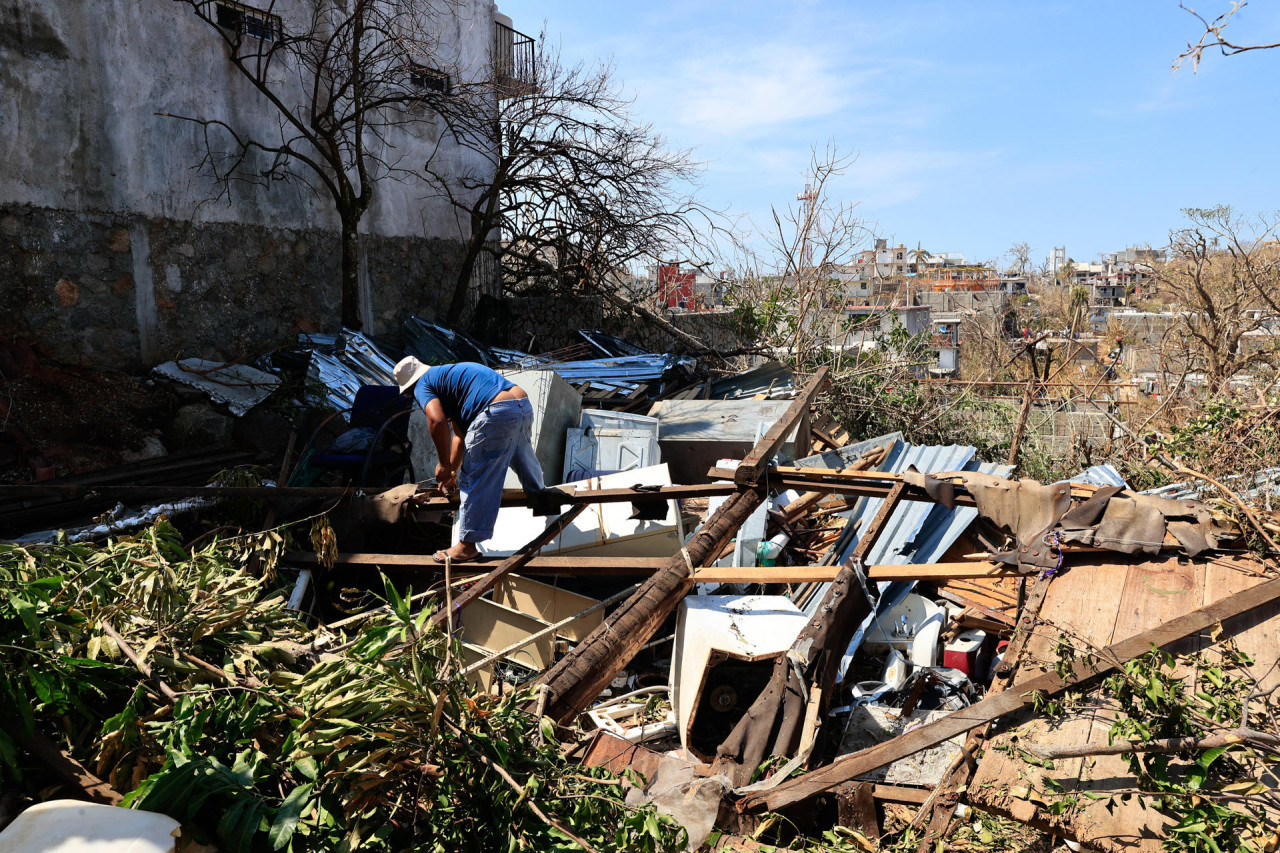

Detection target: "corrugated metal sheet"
[302, 330, 399, 417]
[403, 316, 495, 367]
[1072, 463, 1128, 489]
[1142, 466, 1280, 503]
[709, 360, 795, 400]
[790, 438, 1013, 678]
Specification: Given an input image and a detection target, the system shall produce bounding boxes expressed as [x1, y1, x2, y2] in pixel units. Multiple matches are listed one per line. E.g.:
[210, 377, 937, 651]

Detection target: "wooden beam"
[738, 571, 1280, 814]
[414, 482, 738, 510]
[0, 482, 737, 508]
[0, 484, 372, 500]
[733, 368, 829, 486]
[290, 552, 1022, 583]
[707, 469, 981, 508]
[292, 552, 669, 572]
[429, 505, 587, 628]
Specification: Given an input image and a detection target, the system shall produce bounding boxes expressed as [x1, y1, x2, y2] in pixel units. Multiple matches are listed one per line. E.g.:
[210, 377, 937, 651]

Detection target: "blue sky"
[499, 0, 1280, 269]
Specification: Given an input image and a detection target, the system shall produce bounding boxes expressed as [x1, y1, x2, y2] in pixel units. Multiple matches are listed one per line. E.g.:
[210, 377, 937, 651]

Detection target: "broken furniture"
[458, 574, 602, 693]
[290, 385, 415, 487]
[646, 398, 812, 483]
[670, 595, 809, 758]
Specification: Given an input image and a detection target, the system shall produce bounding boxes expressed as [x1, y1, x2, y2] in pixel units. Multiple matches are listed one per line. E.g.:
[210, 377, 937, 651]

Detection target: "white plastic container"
[0, 800, 180, 853]
[862, 593, 946, 668]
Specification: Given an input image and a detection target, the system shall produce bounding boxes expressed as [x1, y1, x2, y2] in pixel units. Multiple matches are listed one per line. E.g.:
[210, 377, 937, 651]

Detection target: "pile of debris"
[2, 344, 1279, 852]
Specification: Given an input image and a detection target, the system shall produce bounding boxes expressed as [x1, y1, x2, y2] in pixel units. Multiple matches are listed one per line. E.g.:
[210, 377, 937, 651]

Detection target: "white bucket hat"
[393, 355, 430, 393]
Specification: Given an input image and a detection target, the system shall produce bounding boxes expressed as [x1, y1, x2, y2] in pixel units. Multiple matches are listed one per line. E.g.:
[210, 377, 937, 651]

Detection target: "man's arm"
[423, 399, 458, 489]
[448, 426, 465, 472]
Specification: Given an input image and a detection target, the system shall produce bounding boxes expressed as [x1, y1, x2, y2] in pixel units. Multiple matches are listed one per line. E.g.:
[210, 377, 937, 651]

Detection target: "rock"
[169, 403, 233, 449]
[233, 406, 294, 457]
[120, 434, 168, 463]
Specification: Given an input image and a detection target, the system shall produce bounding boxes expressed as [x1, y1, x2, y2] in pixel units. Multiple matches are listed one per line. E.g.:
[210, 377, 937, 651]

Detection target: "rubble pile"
[1, 327, 1278, 853]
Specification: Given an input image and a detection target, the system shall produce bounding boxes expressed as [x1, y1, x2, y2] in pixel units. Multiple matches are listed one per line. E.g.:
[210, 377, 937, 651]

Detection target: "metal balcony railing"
[493, 20, 535, 97]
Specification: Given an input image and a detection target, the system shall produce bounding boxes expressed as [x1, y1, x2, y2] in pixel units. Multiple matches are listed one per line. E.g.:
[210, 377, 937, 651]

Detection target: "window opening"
[408, 63, 450, 94]
[215, 1, 283, 43]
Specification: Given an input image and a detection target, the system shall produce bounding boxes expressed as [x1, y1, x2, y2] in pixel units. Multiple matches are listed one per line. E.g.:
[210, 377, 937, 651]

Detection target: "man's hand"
[435, 462, 457, 495]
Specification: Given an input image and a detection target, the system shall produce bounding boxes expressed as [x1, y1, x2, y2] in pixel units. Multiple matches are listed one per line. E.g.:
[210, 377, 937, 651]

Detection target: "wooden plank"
[414, 482, 738, 510]
[0, 484, 376, 500]
[968, 555, 1280, 853]
[733, 367, 829, 486]
[430, 505, 587, 628]
[936, 589, 1016, 627]
[289, 552, 670, 572]
[872, 784, 931, 805]
[290, 552, 1023, 583]
[708, 469, 981, 508]
[738, 568, 1280, 814]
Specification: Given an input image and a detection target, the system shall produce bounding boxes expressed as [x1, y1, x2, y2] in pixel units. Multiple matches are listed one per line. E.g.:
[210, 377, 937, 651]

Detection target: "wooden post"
[711, 484, 906, 786]
[734, 368, 830, 486]
[1006, 376, 1035, 467]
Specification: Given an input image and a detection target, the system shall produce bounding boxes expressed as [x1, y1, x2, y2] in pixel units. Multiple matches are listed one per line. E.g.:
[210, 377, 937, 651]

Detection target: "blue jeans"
[457, 398, 545, 543]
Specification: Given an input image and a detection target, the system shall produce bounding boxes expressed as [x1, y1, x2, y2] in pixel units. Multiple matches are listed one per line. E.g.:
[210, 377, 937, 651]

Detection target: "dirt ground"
[0, 339, 170, 481]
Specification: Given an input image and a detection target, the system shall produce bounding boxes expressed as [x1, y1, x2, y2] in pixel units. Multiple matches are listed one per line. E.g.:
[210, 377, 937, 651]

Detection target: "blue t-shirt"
[414, 362, 514, 431]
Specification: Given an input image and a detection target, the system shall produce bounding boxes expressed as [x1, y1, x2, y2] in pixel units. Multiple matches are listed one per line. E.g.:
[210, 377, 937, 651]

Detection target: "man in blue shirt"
[394, 356, 546, 562]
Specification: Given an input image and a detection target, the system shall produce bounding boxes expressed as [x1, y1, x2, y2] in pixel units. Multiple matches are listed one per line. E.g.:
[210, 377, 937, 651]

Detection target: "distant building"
[657, 264, 695, 309]
[918, 253, 999, 291]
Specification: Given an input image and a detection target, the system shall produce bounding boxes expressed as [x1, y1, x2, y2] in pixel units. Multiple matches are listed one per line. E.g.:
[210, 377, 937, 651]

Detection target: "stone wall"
[0, 203, 469, 369]
[479, 296, 749, 358]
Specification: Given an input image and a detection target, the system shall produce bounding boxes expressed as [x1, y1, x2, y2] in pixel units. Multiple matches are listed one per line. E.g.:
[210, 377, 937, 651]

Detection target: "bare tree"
[168, 0, 461, 329]
[1176, 1, 1280, 70]
[1005, 241, 1033, 276]
[721, 146, 875, 367]
[1155, 206, 1280, 393]
[425, 39, 711, 325]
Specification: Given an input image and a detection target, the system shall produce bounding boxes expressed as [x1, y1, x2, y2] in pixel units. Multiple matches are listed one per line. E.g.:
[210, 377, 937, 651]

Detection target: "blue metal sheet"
[792, 438, 1012, 679]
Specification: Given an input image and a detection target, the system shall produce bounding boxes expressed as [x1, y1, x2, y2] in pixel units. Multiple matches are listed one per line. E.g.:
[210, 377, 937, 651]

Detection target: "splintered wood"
[966, 553, 1280, 852]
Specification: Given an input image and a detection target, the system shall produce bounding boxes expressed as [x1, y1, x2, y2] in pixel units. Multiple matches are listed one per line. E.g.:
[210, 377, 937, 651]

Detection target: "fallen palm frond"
[0, 520, 685, 852]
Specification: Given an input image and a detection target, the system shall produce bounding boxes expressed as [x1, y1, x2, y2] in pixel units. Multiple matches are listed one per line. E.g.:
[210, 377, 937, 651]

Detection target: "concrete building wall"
[0, 0, 503, 368]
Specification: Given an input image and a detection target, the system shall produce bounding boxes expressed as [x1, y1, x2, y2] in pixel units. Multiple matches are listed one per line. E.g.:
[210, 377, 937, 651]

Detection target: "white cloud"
[658, 45, 857, 137]
[840, 149, 998, 210]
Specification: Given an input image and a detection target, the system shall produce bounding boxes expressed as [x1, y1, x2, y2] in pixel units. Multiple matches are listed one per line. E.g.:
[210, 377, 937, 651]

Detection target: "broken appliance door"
[468, 464, 682, 558]
[670, 595, 808, 759]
